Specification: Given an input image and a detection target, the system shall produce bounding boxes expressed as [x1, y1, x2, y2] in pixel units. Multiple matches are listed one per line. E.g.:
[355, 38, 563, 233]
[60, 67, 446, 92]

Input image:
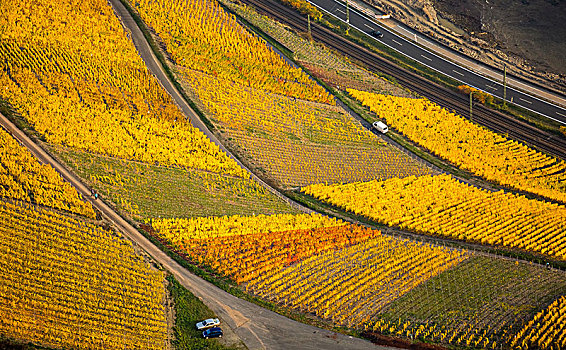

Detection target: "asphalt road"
[309, 0, 566, 125]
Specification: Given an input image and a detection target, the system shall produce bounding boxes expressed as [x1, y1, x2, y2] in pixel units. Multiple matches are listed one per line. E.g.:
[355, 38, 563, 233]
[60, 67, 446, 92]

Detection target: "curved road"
[110, 0, 312, 215]
[0, 2, 393, 350]
[310, 0, 566, 124]
[0, 112, 391, 350]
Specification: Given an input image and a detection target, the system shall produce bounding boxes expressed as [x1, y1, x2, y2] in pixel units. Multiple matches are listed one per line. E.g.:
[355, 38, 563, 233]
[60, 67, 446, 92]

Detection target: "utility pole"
[308, 14, 312, 42]
[469, 90, 474, 120]
[503, 64, 507, 108]
[346, 0, 350, 34]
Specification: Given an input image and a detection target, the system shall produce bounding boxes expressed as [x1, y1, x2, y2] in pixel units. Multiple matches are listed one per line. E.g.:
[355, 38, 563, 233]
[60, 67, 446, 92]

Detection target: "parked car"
[369, 30, 384, 38]
[196, 318, 220, 330]
[203, 326, 223, 339]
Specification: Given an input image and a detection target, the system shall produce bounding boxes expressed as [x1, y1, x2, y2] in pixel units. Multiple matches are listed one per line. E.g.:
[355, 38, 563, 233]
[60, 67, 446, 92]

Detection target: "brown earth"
[362, 331, 449, 350]
[361, 0, 566, 93]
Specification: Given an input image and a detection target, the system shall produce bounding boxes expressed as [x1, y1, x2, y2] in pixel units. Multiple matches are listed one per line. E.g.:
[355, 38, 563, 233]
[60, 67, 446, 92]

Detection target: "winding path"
[0, 0, 394, 348]
[0, 112, 390, 350]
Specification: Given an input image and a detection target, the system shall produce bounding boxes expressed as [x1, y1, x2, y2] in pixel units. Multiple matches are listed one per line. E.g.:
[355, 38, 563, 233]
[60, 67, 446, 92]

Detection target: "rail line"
[239, 0, 566, 160]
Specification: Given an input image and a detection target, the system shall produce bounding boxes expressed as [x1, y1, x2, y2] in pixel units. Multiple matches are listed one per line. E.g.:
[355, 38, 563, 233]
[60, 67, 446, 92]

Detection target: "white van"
[372, 121, 389, 134]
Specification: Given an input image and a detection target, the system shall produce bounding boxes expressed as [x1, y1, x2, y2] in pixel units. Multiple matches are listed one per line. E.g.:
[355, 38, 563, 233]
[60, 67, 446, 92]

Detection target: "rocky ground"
[360, 0, 566, 94]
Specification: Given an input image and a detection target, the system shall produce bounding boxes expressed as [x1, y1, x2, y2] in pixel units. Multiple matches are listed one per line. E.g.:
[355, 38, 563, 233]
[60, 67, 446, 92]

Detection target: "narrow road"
[0, 112, 392, 350]
[110, 0, 312, 214]
[0, 1, 396, 348]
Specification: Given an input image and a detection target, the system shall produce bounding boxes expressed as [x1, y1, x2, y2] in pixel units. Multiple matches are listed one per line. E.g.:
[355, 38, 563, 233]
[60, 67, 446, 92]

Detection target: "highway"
[309, 0, 566, 125]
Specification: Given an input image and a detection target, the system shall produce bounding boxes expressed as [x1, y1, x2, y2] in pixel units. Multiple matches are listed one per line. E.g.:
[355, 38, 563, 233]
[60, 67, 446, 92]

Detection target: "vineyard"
[378, 256, 566, 349]
[133, 0, 431, 187]
[0, 0, 245, 178]
[303, 174, 566, 260]
[235, 134, 432, 186]
[4, 0, 566, 348]
[134, 0, 332, 105]
[247, 236, 468, 328]
[0, 200, 167, 349]
[0, 127, 94, 218]
[55, 146, 297, 220]
[510, 295, 566, 349]
[150, 213, 469, 327]
[347, 89, 566, 203]
[220, 0, 412, 97]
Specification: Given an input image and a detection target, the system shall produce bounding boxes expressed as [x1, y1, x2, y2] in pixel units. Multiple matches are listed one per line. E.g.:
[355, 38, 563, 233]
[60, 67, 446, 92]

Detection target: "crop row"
[348, 89, 566, 203]
[0, 0, 245, 177]
[183, 69, 431, 186]
[185, 70, 375, 147]
[150, 213, 469, 328]
[0, 200, 166, 349]
[377, 256, 566, 349]
[0, 127, 94, 217]
[150, 213, 346, 241]
[164, 223, 380, 283]
[235, 133, 433, 186]
[511, 295, 566, 349]
[247, 236, 468, 328]
[134, 0, 332, 104]
[303, 174, 566, 260]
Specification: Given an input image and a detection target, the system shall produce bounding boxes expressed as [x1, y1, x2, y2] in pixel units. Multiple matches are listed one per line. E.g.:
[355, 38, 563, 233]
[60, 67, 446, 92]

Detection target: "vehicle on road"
[369, 30, 383, 38]
[203, 326, 223, 339]
[196, 318, 220, 330]
[373, 121, 389, 133]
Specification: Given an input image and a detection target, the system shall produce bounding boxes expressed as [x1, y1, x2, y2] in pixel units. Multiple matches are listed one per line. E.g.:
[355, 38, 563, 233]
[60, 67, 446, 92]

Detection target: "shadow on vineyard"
[52, 146, 298, 220]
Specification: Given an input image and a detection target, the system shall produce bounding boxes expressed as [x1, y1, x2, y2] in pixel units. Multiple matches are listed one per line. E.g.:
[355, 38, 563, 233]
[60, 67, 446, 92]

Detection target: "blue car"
[203, 326, 223, 339]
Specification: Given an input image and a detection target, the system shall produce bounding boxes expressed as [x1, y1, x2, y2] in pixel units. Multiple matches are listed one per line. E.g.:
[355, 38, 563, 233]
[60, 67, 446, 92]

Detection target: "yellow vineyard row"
[348, 89, 566, 203]
[303, 174, 566, 260]
[0, 200, 166, 349]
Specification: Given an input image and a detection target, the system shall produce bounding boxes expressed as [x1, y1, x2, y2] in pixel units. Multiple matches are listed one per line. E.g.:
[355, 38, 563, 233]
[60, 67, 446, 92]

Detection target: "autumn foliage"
[0, 201, 166, 349]
[348, 89, 566, 202]
[303, 174, 566, 260]
[0, 128, 94, 217]
[0, 0, 245, 177]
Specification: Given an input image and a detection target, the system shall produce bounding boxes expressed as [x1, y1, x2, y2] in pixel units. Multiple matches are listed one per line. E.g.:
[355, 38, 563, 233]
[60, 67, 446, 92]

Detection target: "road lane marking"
[452, 70, 464, 76]
[420, 54, 432, 61]
[364, 23, 374, 30]
[392, 39, 403, 45]
[519, 98, 532, 104]
[485, 84, 498, 90]
[557, 111, 566, 118]
[336, 8, 346, 15]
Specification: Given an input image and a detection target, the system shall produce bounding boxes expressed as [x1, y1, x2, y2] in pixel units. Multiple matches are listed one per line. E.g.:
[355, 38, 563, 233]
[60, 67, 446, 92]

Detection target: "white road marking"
[336, 8, 346, 15]
[485, 84, 498, 90]
[364, 23, 374, 30]
[519, 98, 532, 104]
[420, 54, 432, 61]
[392, 39, 403, 45]
[557, 111, 566, 118]
[452, 70, 464, 76]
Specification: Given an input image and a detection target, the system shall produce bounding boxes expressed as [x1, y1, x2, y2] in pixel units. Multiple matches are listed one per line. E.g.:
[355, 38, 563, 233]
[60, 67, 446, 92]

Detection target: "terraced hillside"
[132, 0, 432, 188]
[0, 127, 167, 349]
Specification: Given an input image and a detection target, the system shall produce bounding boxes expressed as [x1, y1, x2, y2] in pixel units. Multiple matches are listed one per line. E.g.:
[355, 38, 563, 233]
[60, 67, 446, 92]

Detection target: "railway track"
[239, 0, 566, 160]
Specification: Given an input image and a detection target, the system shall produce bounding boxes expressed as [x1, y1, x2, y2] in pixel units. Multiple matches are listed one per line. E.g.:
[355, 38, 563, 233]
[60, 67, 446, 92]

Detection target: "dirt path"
[0, 0, 401, 345]
[0, 112, 396, 350]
